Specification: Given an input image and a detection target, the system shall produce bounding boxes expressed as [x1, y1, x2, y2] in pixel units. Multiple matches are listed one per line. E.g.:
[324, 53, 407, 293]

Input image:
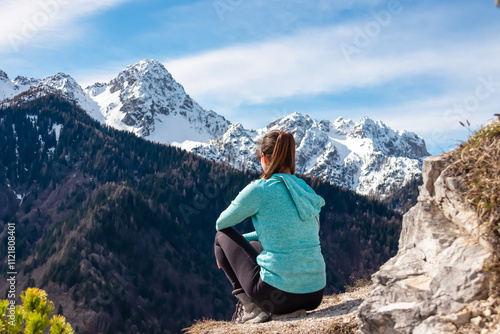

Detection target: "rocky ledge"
[358, 154, 499, 333]
[184, 285, 370, 334]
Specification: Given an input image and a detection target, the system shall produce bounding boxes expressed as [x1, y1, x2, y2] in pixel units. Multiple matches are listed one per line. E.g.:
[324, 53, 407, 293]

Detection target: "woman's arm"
[216, 181, 261, 231]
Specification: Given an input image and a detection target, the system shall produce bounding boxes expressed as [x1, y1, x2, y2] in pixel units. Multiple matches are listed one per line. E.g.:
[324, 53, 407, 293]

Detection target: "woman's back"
[216, 173, 326, 294]
[214, 129, 326, 322]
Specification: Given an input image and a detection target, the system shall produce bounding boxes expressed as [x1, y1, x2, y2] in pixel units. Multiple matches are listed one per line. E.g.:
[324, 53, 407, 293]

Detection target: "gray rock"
[413, 316, 457, 334]
[358, 155, 493, 333]
[418, 155, 446, 200]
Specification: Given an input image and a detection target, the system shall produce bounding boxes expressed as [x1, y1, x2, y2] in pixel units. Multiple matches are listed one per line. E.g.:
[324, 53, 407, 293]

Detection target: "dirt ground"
[184, 285, 370, 334]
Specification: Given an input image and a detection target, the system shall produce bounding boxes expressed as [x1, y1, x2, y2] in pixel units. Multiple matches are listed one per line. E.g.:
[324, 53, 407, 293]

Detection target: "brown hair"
[256, 130, 296, 179]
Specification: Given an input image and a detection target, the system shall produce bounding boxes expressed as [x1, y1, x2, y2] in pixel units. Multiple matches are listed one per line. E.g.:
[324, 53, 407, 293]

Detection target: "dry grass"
[444, 116, 500, 236]
[443, 115, 500, 287]
[328, 322, 359, 333]
[345, 278, 372, 293]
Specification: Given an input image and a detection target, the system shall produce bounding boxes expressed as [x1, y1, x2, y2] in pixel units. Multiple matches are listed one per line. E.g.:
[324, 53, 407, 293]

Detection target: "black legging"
[214, 227, 324, 315]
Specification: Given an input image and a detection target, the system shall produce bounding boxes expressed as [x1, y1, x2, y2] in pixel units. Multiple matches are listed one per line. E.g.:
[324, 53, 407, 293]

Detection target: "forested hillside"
[0, 91, 401, 333]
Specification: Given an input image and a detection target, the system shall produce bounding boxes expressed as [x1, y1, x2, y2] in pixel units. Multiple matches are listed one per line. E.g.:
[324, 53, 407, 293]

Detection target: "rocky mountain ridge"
[0, 60, 429, 196]
[0, 60, 230, 145]
[191, 112, 428, 196]
[0, 70, 99, 114]
[85, 59, 230, 142]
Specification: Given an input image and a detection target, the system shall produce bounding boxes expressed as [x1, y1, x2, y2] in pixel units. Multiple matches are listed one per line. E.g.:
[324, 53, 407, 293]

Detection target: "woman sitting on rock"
[214, 130, 326, 324]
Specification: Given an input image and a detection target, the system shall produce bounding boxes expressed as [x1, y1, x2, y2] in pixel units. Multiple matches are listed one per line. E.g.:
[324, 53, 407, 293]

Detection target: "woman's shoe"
[232, 289, 271, 324]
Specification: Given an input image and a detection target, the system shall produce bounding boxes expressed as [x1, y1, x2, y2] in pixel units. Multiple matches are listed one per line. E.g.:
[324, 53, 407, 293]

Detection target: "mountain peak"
[86, 59, 229, 142]
[135, 58, 165, 69]
[356, 117, 390, 132]
[357, 115, 375, 125]
[350, 116, 386, 138]
[333, 116, 355, 134]
[53, 72, 72, 78]
[120, 59, 173, 81]
[288, 111, 304, 118]
[1, 71, 77, 103]
[42, 72, 79, 86]
[13, 76, 40, 86]
[265, 112, 313, 133]
[109, 59, 180, 96]
[38, 73, 85, 101]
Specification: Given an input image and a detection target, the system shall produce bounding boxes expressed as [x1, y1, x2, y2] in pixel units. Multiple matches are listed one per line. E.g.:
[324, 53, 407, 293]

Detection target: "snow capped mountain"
[0, 71, 101, 116]
[85, 59, 230, 144]
[0, 70, 12, 101]
[190, 112, 429, 197]
[190, 123, 259, 170]
[0, 60, 230, 145]
[0, 60, 429, 196]
[0, 71, 35, 101]
[39, 73, 101, 117]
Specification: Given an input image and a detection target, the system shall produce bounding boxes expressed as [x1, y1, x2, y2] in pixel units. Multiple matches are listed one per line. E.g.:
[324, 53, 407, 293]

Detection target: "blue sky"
[1, 0, 499, 155]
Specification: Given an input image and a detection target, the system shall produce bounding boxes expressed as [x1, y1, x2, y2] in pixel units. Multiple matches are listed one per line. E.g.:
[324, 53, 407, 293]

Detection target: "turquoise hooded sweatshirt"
[216, 173, 326, 294]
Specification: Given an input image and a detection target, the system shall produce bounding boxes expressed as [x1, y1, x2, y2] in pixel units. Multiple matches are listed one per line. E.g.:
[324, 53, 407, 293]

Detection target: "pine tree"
[0, 288, 74, 334]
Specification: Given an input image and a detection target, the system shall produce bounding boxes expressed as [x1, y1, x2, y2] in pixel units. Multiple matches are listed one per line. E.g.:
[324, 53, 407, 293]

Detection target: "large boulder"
[358, 155, 494, 333]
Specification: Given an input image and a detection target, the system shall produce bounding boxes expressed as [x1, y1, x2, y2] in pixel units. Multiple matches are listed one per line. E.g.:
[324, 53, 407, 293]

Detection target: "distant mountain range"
[0, 60, 429, 196]
[190, 113, 428, 196]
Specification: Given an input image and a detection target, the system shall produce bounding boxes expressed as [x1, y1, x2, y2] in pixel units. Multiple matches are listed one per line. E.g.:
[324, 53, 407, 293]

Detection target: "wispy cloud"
[3, 0, 495, 157]
[162, 1, 500, 155]
[165, 2, 500, 145]
[164, 17, 500, 114]
[0, 0, 131, 53]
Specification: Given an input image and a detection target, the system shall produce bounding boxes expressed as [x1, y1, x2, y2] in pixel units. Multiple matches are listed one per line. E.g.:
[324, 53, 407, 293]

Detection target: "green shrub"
[0, 287, 74, 334]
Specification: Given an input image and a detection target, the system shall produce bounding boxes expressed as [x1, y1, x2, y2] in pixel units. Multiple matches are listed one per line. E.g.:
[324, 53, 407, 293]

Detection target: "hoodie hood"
[270, 174, 325, 221]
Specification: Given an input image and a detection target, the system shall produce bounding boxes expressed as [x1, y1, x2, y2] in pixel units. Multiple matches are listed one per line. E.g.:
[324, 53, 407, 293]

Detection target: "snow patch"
[27, 114, 38, 126]
[51, 123, 63, 143]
